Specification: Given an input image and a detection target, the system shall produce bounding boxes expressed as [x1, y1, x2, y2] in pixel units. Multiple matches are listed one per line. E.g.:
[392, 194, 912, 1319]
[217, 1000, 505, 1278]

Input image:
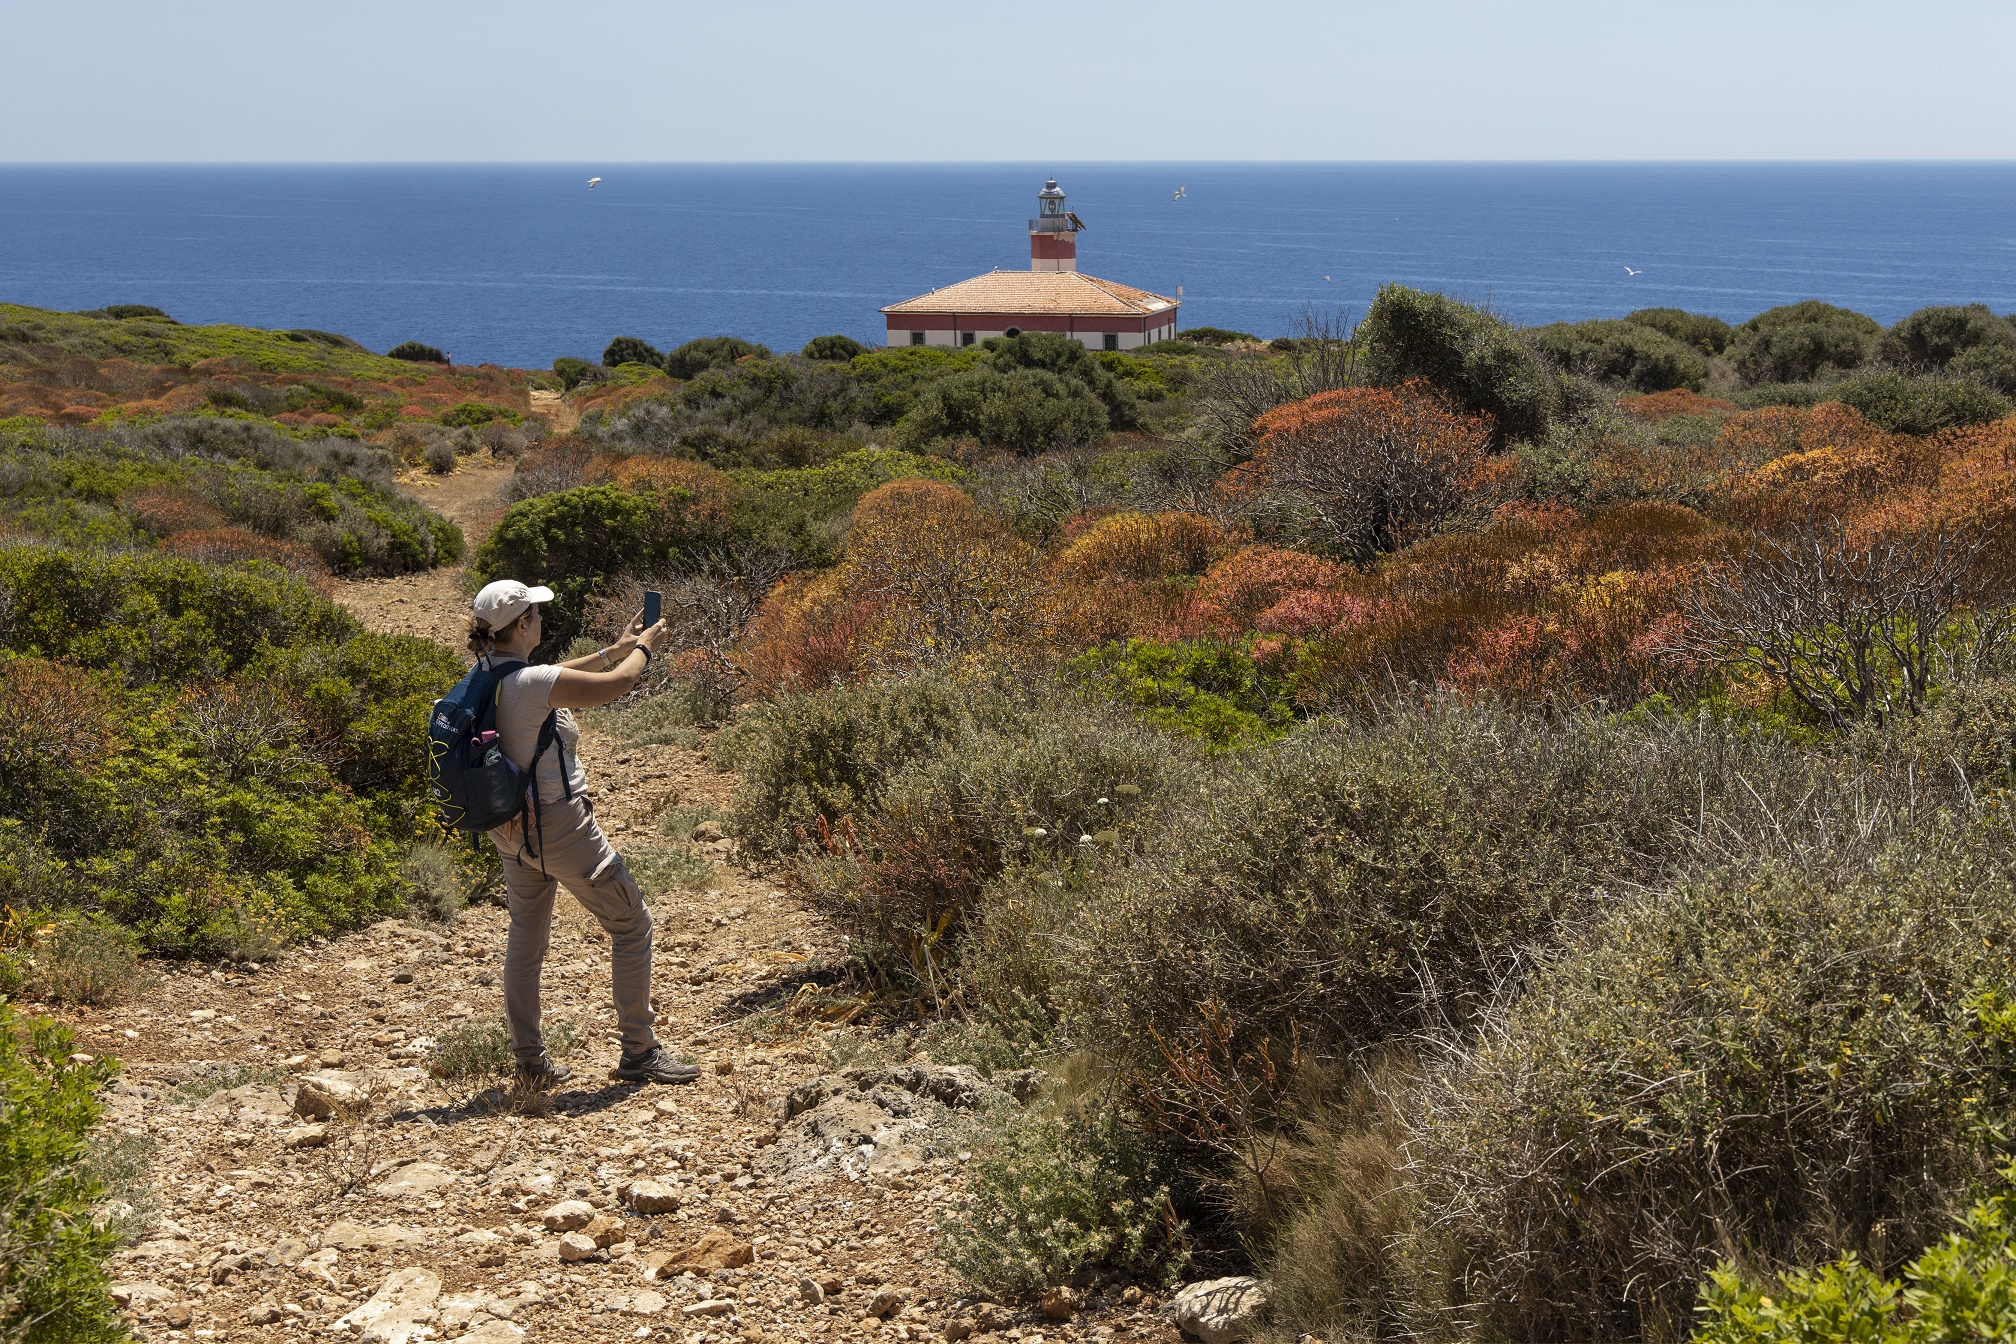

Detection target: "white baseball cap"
[471, 579, 554, 630]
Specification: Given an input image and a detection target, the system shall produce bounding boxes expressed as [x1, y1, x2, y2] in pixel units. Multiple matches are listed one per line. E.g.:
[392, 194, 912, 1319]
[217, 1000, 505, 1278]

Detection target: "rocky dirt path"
[66, 459, 1177, 1344]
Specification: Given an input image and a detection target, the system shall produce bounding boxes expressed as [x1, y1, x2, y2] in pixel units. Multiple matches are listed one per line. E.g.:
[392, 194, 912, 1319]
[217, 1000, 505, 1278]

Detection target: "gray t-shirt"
[486, 659, 588, 804]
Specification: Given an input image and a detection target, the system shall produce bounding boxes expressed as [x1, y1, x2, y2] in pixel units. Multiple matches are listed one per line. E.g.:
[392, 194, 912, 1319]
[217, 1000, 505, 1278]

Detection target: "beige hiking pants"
[490, 795, 658, 1066]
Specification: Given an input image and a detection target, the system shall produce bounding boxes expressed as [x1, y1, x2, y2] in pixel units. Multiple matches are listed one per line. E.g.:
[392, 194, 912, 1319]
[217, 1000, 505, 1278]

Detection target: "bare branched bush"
[177, 681, 312, 783]
[1190, 307, 1360, 458]
[1679, 518, 2016, 726]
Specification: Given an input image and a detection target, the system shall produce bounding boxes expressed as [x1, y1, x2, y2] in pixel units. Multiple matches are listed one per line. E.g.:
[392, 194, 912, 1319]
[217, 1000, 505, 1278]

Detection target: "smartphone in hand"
[642, 590, 662, 629]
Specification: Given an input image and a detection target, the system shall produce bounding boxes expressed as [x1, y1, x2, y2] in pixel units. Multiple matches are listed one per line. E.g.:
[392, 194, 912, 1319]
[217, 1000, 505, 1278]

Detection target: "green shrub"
[436, 402, 522, 429]
[400, 840, 468, 922]
[471, 483, 731, 649]
[894, 365, 1110, 456]
[1729, 301, 1882, 384]
[1828, 369, 2011, 435]
[602, 336, 663, 370]
[100, 304, 174, 322]
[792, 692, 1181, 952]
[1071, 638, 1295, 749]
[387, 341, 447, 364]
[551, 356, 599, 390]
[1949, 340, 2016, 394]
[1357, 284, 1559, 444]
[1880, 302, 2016, 372]
[1177, 326, 1261, 347]
[1692, 1172, 2016, 1344]
[1530, 318, 1709, 392]
[0, 1000, 127, 1344]
[724, 675, 963, 855]
[731, 448, 967, 565]
[801, 334, 868, 362]
[1625, 307, 1733, 355]
[996, 704, 1768, 1068]
[1731, 381, 1829, 410]
[937, 1099, 1189, 1297]
[982, 332, 1141, 431]
[1417, 841, 2016, 1342]
[428, 1015, 583, 1083]
[10, 918, 145, 1008]
[663, 336, 769, 379]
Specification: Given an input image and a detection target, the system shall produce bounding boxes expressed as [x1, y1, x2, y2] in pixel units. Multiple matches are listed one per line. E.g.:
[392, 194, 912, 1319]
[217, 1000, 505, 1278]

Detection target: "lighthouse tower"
[1029, 178, 1083, 272]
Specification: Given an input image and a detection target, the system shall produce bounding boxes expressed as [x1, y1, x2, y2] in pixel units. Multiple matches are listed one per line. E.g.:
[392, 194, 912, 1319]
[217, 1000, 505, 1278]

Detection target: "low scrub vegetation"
[14, 287, 2016, 1336]
[0, 545, 463, 962]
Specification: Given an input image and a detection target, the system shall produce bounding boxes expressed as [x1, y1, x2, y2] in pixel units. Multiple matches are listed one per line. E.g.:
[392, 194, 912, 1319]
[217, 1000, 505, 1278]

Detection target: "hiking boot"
[515, 1055, 573, 1089]
[611, 1046, 702, 1085]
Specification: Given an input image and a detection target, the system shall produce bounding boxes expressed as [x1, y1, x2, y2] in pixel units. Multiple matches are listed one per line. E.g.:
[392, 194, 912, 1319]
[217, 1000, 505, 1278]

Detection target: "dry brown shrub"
[159, 527, 333, 591]
[0, 656, 120, 776]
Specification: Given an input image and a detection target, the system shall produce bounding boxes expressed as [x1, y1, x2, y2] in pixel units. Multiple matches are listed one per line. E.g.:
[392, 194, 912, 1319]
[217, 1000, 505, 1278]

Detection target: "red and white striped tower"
[1029, 178, 1083, 272]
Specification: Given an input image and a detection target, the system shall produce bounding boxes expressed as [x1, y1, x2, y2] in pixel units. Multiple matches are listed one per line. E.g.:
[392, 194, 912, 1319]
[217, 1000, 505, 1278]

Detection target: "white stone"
[558, 1231, 599, 1261]
[319, 1220, 427, 1250]
[333, 1267, 443, 1344]
[632, 1289, 667, 1314]
[459, 1324, 526, 1344]
[373, 1161, 458, 1197]
[1168, 1276, 1270, 1344]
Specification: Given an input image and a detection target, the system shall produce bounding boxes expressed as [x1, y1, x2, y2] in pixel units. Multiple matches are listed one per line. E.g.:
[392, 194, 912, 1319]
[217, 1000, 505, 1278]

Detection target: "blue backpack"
[426, 659, 571, 857]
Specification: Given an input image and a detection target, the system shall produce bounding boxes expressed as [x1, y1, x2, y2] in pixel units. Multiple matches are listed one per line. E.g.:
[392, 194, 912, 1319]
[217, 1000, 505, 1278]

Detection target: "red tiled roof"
[882, 270, 1177, 317]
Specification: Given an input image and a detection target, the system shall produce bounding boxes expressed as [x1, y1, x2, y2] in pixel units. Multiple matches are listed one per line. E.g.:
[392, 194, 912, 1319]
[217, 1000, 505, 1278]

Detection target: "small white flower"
[1096, 797, 1110, 805]
[1080, 834, 1094, 845]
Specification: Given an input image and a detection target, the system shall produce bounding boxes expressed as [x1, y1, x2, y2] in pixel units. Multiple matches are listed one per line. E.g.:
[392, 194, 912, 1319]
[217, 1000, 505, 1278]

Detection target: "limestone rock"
[1168, 1276, 1271, 1344]
[1041, 1284, 1079, 1320]
[655, 1227, 754, 1271]
[869, 1286, 907, 1318]
[541, 1199, 595, 1231]
[582, 1212, 626, 1247]
[797, 1276, 825, 1305]
[623, 1178, 681, 1214]
[373, 1161, 457, 1197]
[333, 1267, 443, 1344]
[683, 1298, 736, 1318]
[557, 1231, 599, 1261]
[319, 1220, 427, 1250]
[292, 1070, 369, 1119]
[282, 1124, 328, 1149]
[109, 1281, 171, 1309]
[459, 1324, 526, 1344]
[632, 1289, 667, 1315]
[246, 1303, 284, 1325]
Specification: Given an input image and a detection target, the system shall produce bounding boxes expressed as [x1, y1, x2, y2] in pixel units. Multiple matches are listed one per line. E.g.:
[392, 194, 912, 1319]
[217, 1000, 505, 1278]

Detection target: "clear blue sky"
[3, 0, 2006, 162]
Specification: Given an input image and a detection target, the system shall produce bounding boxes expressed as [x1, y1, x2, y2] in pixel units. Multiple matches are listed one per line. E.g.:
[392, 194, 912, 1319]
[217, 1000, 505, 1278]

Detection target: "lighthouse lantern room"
[1028, 178, 1083, 272]
[881, 177, 1178, 352]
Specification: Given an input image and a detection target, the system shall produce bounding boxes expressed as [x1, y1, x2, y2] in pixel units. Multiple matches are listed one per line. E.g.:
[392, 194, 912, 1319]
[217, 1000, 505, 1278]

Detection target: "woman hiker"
[466, 578, 699, 1089]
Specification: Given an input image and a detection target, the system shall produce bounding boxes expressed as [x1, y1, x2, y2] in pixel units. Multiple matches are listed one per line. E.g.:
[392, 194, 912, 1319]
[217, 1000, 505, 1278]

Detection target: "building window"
[960, 331, 975, 347]
[909, 331, 926, 346]
[1003, 326, 1021, 338]
[1103, 333, 1120, 351]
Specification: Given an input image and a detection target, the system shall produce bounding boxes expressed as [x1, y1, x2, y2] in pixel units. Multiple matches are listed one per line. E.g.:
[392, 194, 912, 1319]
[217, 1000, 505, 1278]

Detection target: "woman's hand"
[639, 619, 672, 655]
[603, 609, 646, 663]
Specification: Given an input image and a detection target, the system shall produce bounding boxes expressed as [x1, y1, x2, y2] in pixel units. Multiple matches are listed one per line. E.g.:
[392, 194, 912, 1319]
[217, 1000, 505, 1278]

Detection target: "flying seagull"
[1623, 265, 1641, 275]
[587, 177, 603, 189]
[1172, 185, 1187, 200]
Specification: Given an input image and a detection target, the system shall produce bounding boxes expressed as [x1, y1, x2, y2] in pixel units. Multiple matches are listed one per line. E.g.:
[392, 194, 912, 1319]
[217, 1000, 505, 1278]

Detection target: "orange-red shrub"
[125, 486, 226, 537]
[1616, 388, 1736, 422]
[1229, 382, 1497, 557]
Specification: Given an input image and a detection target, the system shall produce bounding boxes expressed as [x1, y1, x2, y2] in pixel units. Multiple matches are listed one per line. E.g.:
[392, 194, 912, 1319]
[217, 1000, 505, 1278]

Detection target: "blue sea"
[4, 163, 2016, 370]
